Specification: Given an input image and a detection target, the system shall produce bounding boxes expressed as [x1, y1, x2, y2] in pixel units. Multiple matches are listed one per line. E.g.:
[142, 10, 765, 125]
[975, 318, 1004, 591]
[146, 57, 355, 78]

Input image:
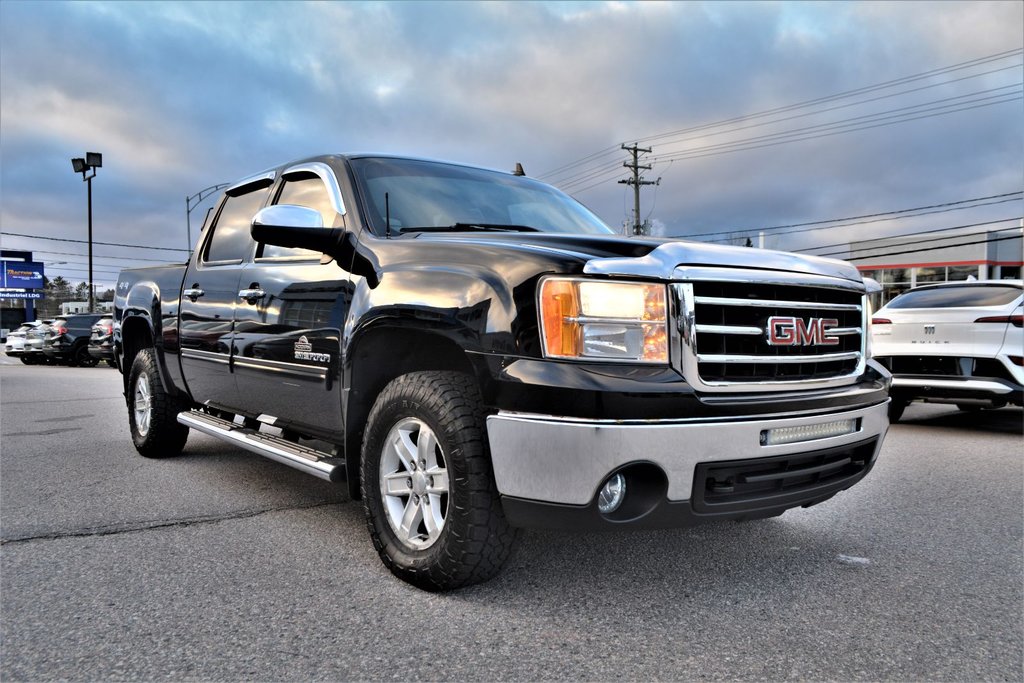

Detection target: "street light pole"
[87, 172, 93, 314]
[186, 184, 229, 252]
[71, 152, 101, 313]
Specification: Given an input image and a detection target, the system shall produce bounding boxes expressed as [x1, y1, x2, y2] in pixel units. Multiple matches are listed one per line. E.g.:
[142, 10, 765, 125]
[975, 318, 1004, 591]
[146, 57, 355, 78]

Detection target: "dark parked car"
[42, 314, 105, 366]
[88, 316, 116, 366]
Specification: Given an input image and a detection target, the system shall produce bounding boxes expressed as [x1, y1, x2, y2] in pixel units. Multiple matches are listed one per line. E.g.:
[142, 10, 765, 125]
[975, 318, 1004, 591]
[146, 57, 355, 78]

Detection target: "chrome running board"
[177, 410, 344, 482]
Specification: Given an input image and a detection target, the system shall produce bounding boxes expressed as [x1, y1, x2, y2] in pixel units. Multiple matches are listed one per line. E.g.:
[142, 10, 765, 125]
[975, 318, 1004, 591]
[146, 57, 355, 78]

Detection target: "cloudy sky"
[1, 0, 1021, 289]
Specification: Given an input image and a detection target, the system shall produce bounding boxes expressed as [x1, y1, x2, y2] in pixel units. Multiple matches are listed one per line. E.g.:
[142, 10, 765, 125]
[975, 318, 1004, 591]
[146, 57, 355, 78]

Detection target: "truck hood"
[413, 232, 863, 284]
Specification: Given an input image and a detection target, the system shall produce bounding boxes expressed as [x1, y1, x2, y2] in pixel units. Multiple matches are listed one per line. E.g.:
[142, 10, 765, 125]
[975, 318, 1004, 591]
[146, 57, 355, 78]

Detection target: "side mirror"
[251, 204, 381, 287]
[251, 205, 341, 252]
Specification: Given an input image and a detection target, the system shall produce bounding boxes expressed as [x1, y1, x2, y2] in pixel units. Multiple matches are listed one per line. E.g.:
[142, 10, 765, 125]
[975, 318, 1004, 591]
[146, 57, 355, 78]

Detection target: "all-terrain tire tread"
[361, 371, 516, 591]
[129, 348, 189, 458]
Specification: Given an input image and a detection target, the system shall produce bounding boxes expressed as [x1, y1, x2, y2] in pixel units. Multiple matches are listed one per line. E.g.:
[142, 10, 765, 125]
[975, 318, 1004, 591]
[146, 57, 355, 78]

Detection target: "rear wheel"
[361, 371, 516, 591]
[128, 348, 189, 458]
[73, 343, 98, 367]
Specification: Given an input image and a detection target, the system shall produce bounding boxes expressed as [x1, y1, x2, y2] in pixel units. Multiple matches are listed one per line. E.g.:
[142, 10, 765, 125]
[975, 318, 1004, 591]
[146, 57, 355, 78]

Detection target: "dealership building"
[844, 226, 1023, 307]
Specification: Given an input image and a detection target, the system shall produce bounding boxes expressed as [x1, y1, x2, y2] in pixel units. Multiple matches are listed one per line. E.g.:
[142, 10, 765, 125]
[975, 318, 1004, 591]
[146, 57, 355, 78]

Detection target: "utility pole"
[618, 143, 659, 236]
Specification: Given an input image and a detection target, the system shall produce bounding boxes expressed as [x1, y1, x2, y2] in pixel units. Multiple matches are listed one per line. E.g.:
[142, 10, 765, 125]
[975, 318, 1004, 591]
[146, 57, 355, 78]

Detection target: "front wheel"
[361, 371, 516, 591]
[128, 348, 189, 458]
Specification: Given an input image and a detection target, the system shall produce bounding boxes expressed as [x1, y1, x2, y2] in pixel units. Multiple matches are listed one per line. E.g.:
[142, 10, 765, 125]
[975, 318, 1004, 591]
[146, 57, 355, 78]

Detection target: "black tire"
[128, 348, 189, 458]
[361, 371, 516, 591]
[72, 343, 98, 367]
[19, 356, 32, 365]
[888, 398, 910, 423]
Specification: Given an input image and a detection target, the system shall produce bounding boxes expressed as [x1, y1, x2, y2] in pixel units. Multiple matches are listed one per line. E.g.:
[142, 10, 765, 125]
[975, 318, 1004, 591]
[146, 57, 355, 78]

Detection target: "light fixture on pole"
[70, 152, 102, 313]
[186, 184, 229, 252]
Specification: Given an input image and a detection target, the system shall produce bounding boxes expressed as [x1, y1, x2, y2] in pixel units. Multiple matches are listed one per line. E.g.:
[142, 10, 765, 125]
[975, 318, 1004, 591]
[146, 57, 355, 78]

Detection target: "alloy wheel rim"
[379, 417, 450, 550]
[134, 375, 152, 437]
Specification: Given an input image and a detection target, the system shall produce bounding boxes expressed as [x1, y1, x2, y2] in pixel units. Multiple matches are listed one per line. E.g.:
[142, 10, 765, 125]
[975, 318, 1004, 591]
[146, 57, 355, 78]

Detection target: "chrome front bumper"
[486, 401, 889, 506]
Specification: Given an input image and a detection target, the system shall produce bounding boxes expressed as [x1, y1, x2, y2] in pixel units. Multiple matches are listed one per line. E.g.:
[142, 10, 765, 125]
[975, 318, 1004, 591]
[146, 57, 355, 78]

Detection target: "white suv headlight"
[539, 277, 668, 363]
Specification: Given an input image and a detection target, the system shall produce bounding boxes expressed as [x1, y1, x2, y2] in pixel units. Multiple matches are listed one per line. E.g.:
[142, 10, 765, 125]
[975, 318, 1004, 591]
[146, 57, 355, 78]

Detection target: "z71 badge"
[294, 335, 331, 363]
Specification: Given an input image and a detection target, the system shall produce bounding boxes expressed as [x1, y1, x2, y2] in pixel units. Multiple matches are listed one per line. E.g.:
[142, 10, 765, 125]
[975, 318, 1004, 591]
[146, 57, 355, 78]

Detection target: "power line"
[539, 47, 1023, 184]
[813, 226, 1023, 259]
[704, 196, 1023, 244]
[24, 249, 182, 264]
[635, 48, 1023, 148]
[0, 232, 190, 253]
[642, 90, 1021, 167]
[559, 91, 1020, 195]
[554, 66, 1022, 189]
[692, 192, 1022, 240]
[709, 197, 1021, 243]
[798, 219, 1024, 259]
[845, 233, 1022, 262]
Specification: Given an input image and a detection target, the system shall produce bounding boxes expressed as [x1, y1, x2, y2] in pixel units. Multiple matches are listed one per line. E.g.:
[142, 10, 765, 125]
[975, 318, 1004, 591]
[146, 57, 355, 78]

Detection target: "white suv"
[871, 280, 1023, 421]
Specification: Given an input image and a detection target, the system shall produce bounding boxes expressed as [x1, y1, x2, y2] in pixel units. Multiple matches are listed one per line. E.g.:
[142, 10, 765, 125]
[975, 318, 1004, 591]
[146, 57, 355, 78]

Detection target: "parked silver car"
[22, 320, 55, 365]
[5, 321, 51, 364]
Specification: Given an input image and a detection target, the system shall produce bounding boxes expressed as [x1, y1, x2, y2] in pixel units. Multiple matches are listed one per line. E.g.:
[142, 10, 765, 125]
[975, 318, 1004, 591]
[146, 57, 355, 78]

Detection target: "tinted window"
[204, 185, 270, 262]
[260, 173, 335, 260]
[887, 285, 1023, 309]
[350, 158, 614, 236]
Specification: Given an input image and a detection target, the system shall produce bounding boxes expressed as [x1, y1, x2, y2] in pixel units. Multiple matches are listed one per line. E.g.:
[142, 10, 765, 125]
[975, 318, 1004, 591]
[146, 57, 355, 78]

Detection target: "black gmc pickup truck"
[115, 154, 891, 590]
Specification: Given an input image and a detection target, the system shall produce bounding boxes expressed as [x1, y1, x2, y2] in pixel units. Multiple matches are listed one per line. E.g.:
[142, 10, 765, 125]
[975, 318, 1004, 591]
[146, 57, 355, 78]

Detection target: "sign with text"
[1, 261, 45, 289]
[0, 291, 43, 300]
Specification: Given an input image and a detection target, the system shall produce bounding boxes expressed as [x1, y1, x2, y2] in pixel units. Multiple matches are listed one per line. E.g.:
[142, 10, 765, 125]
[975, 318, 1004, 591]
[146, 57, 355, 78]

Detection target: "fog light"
[597, 473, 626, 514]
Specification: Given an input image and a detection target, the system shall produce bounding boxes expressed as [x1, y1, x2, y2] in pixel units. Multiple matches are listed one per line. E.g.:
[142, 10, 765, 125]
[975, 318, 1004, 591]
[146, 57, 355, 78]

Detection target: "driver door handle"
[238, 287, 266, 303]
[183, 287, 204, 301]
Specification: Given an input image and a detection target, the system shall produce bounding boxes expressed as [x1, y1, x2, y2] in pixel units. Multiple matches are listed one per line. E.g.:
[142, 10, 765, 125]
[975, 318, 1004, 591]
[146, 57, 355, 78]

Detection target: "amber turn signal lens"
[539, 278, 668, 363]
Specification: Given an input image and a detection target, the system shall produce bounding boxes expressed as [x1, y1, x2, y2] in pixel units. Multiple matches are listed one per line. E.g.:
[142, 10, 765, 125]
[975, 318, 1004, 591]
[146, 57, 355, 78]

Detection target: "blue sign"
[0, 291, 43, 300]
[2, 261, 45, 289]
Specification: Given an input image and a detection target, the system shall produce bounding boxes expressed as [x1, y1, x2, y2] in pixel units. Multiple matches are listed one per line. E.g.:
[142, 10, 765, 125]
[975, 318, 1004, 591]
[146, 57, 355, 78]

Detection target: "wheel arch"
[343, 324, 485, 500]
[118, 315, 182, 404]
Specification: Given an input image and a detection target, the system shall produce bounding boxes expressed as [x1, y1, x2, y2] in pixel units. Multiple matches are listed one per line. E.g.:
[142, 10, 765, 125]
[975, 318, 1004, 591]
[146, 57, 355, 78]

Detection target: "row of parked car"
[4, 313, 115, 367]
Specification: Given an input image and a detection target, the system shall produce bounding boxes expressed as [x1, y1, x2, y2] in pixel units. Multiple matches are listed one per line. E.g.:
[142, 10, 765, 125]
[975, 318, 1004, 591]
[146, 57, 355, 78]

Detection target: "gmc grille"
[676, 280, 866, 391]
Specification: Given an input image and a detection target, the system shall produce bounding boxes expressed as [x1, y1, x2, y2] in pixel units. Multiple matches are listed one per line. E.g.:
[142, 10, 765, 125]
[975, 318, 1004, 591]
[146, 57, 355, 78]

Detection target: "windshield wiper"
[398, 223, 540, 234]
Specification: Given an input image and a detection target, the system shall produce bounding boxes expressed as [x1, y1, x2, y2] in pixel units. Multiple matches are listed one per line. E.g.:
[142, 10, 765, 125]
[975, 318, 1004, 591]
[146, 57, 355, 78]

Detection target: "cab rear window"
[887, 285, 1023, 309]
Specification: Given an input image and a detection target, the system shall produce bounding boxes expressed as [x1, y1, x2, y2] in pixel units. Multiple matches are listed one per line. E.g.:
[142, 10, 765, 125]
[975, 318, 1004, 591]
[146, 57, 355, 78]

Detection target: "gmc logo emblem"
[767, 316, 840, 346]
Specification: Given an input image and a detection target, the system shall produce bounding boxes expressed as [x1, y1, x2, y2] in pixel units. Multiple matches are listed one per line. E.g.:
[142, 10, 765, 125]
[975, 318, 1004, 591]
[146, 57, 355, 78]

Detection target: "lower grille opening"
[876, 356, 1016, 382]
[692, 438, 878, 514]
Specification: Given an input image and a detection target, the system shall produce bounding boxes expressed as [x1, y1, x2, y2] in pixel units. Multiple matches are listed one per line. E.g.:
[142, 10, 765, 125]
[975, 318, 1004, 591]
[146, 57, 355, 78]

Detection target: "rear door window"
[888, 285, 1023, 309]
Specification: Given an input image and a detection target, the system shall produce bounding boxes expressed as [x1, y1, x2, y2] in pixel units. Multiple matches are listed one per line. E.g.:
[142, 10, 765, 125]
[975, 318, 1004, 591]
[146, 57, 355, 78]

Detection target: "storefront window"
[915, 266, 945, 283]
[947, 265, 979, 281]
[879, 268, 910, 284]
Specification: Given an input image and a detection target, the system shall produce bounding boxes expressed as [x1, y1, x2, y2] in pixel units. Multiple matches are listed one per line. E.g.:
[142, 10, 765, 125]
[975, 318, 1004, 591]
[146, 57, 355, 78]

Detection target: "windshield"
[350, 157, 614, 236]
[887, 284, 1023, 309]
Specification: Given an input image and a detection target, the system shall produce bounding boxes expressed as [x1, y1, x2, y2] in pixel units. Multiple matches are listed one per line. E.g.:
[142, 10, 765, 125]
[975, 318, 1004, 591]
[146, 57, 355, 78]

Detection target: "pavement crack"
[0, 501, 346, 546]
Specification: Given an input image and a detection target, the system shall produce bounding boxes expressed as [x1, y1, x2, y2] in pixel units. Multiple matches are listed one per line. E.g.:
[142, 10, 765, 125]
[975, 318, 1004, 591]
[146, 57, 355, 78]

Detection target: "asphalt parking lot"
[1, 360, 1021, 681]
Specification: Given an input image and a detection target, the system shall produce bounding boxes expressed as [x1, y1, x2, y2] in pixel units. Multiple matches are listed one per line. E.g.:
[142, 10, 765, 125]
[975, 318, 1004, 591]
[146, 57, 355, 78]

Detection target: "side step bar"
[177, 411, 344, 482]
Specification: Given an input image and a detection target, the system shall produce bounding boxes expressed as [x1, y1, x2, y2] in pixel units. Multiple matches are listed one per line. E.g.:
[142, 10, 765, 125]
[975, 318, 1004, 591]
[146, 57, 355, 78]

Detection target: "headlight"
[539, 277, 668, 363]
